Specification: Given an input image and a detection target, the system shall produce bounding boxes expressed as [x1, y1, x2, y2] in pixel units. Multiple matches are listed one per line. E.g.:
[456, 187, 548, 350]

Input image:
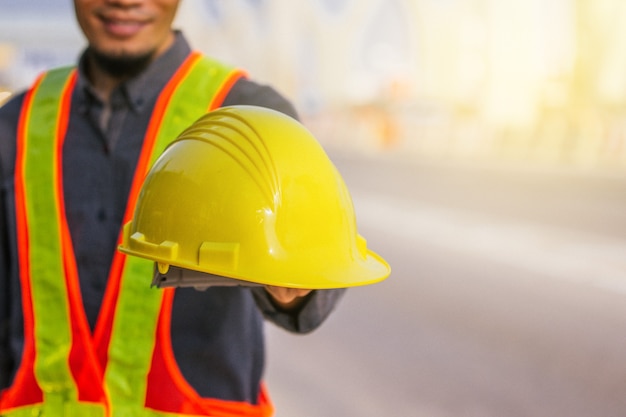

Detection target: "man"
[0, 0, 345, 415]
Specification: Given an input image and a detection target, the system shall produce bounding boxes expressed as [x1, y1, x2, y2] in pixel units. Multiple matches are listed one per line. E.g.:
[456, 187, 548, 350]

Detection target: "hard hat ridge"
[176, 109, 280, 208]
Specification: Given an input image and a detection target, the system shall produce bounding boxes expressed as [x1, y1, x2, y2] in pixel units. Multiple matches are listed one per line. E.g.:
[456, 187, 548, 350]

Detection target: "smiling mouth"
[103, 18, 147, 37]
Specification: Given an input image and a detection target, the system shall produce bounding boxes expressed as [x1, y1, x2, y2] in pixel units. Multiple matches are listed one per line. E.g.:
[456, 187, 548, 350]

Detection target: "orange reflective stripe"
[209, 67, 248, 110]
[0, 73, 46, 412]
[146, 291, 273, 417]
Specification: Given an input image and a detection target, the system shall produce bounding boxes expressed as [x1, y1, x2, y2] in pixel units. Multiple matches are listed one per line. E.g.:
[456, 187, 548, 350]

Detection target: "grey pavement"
[265, 151, 626, 417]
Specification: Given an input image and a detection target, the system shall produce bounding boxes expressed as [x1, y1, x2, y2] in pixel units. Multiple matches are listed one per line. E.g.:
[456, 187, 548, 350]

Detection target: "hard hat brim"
[119, 243, 390, 289]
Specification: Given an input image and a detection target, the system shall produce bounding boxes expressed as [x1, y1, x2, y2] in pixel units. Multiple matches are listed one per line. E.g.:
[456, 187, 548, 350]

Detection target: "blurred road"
[264, 151, 626, 417]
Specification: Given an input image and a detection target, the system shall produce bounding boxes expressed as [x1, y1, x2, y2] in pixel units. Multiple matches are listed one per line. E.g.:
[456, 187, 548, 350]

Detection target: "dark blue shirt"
[0, 32, 344, 404]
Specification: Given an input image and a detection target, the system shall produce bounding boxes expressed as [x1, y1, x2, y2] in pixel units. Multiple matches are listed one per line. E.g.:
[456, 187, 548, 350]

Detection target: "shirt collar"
[76, 31, 192, 112]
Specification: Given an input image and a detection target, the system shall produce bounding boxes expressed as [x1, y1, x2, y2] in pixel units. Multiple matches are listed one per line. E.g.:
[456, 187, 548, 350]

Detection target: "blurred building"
[0, 0, 83, 97]
[2, 0, 626, 170]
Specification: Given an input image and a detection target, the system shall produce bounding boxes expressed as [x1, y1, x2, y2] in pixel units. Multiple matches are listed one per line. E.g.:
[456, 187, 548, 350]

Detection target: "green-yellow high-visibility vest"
[0, 51, 273, 417]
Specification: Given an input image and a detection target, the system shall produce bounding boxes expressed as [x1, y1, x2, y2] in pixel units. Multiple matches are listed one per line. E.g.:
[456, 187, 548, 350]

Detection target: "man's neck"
[87, 62, 126, 102]
[84, 50, 154, 102]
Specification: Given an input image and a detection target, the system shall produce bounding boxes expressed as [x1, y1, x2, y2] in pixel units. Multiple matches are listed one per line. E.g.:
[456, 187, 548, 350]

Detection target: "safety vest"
[0, 52, 273, 417]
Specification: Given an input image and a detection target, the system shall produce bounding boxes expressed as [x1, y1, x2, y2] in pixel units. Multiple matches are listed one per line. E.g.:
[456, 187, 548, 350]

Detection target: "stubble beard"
[87, 46, 155, 79]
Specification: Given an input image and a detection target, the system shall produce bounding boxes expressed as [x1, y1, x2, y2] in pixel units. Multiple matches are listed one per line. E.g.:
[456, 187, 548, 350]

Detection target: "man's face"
[74, 0, 180, 63]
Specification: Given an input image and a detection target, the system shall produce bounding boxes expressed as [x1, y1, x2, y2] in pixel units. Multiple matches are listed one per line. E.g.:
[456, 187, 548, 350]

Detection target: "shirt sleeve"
[251, 287, 346, 334]
[221, 78, 300, 120]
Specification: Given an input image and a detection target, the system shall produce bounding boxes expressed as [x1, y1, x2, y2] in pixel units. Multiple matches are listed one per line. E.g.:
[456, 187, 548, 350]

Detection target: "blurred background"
[2, 0, 626, 416]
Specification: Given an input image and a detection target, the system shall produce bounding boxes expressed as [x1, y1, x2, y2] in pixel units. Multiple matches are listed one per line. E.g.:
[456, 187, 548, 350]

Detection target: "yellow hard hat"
[118, 105, 390, 289]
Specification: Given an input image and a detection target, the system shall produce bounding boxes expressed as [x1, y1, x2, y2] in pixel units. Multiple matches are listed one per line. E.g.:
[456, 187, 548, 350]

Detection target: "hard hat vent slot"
[128, 231, 179, 262]
[199, 241, 240, 272]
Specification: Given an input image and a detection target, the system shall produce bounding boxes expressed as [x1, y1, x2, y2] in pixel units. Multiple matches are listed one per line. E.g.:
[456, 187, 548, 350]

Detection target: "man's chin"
[88, 47, 155, 79]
